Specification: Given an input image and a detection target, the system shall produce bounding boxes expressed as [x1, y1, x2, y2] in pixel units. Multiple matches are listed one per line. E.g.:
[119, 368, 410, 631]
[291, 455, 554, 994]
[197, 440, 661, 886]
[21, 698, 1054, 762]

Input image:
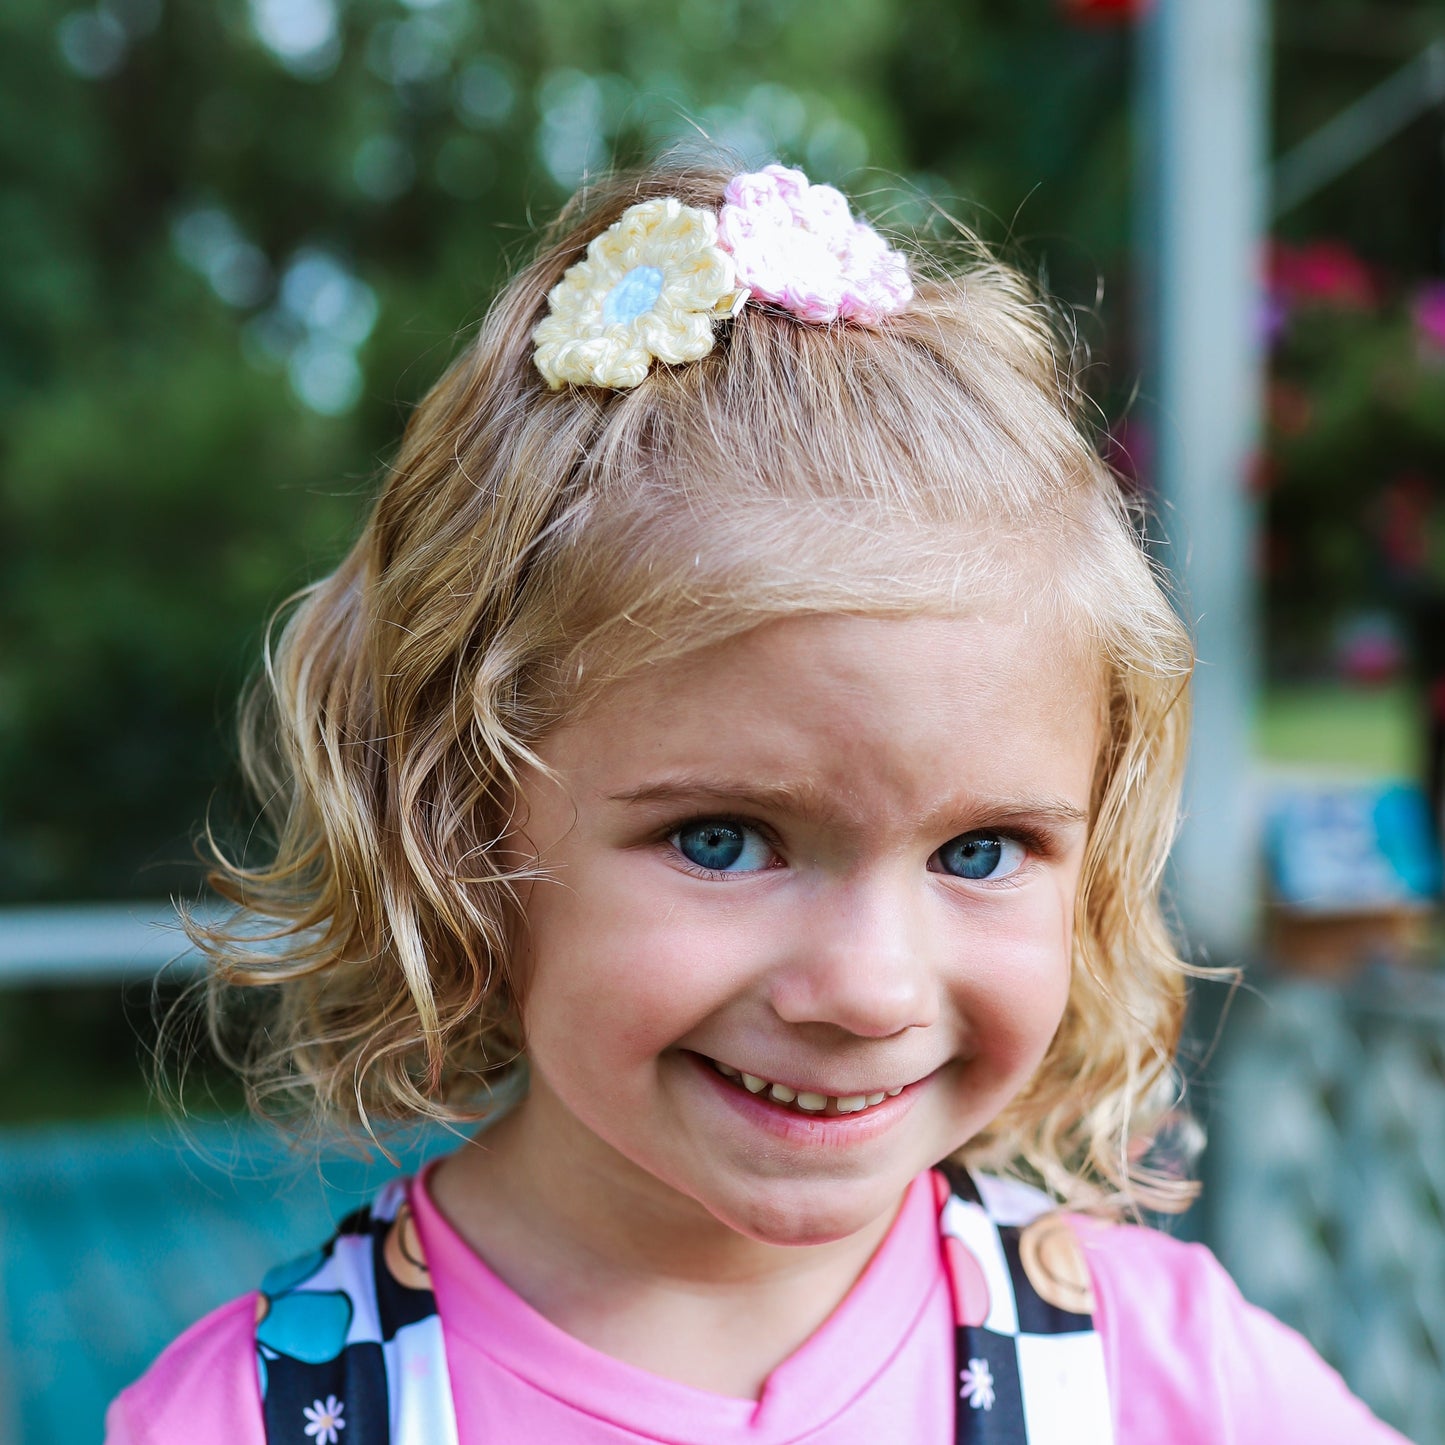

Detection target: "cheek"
[517, 870, 742, 1052]
[957, 894, 1076, 1065]
[977, 941, 1071, 1036]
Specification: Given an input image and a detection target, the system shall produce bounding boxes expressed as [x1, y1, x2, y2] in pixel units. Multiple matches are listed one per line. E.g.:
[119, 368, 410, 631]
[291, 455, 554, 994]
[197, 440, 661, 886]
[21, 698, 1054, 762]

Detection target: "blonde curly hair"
[191, 157, 1200, 1212]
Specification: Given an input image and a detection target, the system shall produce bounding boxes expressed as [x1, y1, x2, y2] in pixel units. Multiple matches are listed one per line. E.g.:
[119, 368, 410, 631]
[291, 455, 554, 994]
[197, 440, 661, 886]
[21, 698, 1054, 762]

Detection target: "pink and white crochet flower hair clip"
[532, 164, 914, 391]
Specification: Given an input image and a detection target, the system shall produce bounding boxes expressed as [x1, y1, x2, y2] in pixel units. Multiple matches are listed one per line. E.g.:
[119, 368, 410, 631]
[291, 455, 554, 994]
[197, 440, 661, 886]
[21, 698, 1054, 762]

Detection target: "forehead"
[540, 613, 1105, 816]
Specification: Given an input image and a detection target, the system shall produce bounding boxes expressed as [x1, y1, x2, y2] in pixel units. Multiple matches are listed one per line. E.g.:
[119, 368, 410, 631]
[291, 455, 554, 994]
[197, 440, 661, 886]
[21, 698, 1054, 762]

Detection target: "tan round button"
[1018, 1214, 1096, 1315]
[383, 1202, 432, 1291]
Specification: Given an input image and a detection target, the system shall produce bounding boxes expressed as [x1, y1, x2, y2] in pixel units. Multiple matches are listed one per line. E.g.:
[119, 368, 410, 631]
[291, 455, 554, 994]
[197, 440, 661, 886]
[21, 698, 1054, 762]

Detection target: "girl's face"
[507, 613, 1102, 1248]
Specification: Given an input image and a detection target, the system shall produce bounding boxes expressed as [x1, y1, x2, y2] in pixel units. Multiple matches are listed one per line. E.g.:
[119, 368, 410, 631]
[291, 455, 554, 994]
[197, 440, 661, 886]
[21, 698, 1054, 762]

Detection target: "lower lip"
[689, 1054, 922, 1147]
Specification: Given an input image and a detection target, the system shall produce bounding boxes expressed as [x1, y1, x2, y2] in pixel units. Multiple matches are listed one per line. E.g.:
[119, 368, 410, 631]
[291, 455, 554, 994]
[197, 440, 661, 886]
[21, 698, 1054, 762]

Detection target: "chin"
[702, 1175, 909, 1249]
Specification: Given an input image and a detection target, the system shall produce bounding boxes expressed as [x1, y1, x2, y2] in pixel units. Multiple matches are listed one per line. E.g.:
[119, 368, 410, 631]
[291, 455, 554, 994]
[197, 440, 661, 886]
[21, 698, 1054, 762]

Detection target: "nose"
[767, 874, 941, 1038]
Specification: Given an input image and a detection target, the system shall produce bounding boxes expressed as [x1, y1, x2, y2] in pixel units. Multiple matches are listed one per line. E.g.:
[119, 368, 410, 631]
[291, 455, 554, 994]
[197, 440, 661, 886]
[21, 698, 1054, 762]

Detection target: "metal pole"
[1138, 0, 1268, 963]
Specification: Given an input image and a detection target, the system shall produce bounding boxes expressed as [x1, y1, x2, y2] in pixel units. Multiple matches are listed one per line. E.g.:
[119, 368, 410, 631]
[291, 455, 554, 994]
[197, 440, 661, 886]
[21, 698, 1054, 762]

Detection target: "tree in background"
[0, 0, 1133, 905]
[8, 0, 1445, 909]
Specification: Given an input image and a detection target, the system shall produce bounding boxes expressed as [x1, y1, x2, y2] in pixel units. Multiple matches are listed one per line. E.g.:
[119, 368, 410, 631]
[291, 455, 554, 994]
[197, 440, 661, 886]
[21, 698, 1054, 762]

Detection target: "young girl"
[108, 158, 1411, 1444]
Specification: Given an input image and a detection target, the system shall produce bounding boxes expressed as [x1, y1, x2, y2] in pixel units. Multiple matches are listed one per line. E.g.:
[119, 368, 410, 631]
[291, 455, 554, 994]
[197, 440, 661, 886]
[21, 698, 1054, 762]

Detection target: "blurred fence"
[0, 1117, 451, 1445]
[0, 903, 448, 1444]
[1209, 970, 1445, 1444]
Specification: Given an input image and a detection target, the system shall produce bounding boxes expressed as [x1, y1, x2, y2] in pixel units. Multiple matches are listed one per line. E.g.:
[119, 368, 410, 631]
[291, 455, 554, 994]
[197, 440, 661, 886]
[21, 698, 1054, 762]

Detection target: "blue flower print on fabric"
[257, 1291, 353, 1365]
[262, 1250, 327, 1299]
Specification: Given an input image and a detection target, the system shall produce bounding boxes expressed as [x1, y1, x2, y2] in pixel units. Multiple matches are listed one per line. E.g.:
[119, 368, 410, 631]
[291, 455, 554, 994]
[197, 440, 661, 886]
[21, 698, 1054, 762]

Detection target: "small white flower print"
[960, 1357, 995, 1410]
[302, 1395, 345, 1443]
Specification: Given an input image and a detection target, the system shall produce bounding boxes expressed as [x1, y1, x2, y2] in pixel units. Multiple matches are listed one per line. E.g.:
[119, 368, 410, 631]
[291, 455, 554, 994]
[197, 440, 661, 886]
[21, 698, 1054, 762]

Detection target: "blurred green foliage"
[0, 977, 243, 1122]
[1263, 0, 1445, 678]
[1264, 277, 1445, 673]
[0, 0, 1135, 907]
[2, 0, 1442, 907]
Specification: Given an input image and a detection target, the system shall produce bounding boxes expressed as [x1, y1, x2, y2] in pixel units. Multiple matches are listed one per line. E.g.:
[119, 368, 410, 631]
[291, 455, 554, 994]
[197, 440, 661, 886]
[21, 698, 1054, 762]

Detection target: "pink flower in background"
[1103, 416, 1152, 493]
[718, 164, 912, 325]
[1335, 612, 1404, 687]
[1412, 282, 1445, 353]
[1267, 379, 1314, 438]
[1379, 472, 1432, 576]
[1268, 239, 1377, 310]
[1259, 292, 1291, 347]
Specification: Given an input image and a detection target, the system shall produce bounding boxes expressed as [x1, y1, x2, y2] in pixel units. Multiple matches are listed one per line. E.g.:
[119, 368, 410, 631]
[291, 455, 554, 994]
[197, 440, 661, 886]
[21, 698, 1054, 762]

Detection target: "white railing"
[0, 903, 211, 985]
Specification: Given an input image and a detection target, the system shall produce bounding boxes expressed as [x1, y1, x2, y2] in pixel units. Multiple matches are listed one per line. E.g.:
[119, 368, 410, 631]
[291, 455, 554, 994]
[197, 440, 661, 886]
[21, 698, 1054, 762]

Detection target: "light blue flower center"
[602, 265, 665, 326]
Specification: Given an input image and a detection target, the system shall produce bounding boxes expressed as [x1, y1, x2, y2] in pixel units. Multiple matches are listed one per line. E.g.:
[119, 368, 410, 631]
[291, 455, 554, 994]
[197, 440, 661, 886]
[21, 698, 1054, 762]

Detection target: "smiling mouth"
[703, 1056, 905, 1118]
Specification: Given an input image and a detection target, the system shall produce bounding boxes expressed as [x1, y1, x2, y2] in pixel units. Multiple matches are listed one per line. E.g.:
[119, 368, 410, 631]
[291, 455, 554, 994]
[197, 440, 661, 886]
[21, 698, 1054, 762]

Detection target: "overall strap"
[937, 1163, 1114, 1445]
[255, 1169, 1111, 1445]
[255, 1178, 459, 1445]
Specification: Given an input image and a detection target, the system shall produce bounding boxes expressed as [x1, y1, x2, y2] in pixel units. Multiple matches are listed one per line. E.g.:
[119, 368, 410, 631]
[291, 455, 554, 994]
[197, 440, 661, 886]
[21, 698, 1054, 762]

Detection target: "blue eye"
[671, 820, 774, 874]
[935, 832, 1026, 881]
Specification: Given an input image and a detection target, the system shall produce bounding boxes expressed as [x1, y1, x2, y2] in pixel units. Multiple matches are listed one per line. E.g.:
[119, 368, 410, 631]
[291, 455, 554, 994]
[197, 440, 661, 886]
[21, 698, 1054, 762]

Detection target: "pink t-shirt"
[106, 1168, 1411, 1444]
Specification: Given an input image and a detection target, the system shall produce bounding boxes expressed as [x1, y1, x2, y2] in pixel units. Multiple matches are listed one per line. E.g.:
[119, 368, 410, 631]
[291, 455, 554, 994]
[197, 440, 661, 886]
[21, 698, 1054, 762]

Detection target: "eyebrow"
[605, 775, 1090, 832]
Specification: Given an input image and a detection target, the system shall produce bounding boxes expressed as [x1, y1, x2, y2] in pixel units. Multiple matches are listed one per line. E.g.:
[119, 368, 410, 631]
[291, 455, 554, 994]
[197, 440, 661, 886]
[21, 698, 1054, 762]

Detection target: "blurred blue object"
[1265, 780, 1442, 912]
[0, 1119, 455, 1445]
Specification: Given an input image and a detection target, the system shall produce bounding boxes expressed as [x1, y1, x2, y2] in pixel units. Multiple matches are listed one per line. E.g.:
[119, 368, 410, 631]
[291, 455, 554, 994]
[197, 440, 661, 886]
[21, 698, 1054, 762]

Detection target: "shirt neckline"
[411, 1164, 946, 1443]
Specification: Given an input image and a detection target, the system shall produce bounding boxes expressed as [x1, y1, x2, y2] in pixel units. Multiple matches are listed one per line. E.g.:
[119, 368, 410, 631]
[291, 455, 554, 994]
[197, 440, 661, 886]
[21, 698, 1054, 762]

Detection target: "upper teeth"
[713, 1061, 903, 1114]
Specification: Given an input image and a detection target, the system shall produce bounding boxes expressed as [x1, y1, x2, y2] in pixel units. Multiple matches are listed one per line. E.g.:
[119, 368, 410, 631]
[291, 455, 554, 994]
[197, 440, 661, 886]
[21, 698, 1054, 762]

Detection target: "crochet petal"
[718, 165, 912, 327]
[532, 196, 736, 389]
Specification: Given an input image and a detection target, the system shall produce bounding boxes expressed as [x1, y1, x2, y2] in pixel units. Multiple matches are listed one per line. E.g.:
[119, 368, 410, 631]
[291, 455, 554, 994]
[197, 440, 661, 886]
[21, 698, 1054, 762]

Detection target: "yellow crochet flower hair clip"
[532, 166, 913, 391]
[532, 196, 747, 391]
